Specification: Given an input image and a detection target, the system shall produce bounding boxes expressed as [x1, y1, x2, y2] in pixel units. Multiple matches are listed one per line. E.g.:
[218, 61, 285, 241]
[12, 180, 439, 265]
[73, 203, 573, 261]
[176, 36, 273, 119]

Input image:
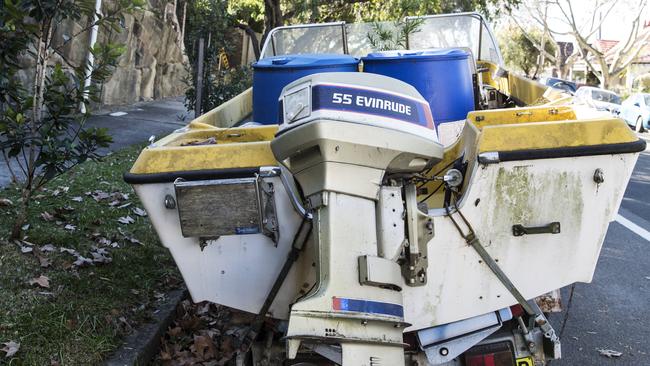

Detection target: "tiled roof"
[595, 39, 619, 54]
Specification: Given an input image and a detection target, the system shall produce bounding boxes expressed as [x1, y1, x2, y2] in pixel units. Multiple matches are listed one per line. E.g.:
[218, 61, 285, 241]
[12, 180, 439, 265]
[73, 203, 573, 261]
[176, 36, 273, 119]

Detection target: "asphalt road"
[0, 98, 191, 187]
[549, 132, 650, 365]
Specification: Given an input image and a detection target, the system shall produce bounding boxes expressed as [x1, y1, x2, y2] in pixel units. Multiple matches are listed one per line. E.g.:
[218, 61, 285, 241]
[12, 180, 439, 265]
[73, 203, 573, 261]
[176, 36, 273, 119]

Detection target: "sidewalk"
[0, 97, 193, 187]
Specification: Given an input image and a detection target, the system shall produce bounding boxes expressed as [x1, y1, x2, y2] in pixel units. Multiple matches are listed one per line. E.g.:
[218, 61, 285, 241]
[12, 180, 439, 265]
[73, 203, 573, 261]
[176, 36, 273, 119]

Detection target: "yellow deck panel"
[476, 118, 638, 153]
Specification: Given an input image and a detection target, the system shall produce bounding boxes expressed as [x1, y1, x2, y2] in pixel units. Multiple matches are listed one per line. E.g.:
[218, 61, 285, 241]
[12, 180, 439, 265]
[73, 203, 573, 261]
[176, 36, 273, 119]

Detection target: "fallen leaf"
[118, 216, 135, 225]
[64, 224, 76, 231]
[73, 256, 93, 267]
[97, 237, 119, 247]
[1, 341, 20, 358]
[71, 196, 83, 202]
[117, 227, 142, 245]
[89, 190, 111, 202]
[160, 350, 172, 362]
[132, 207, 147, 217]
[598, 349, 622, 358]
[35, 250, 51, 268]
[59, 247, 78, 256]
[40, 244, 56, 252]
[0, 198, 14, 206]
[196, 302, 210, 315]
[168, 326, 182, 337]
[29, 275, 50, 288]
[38, 257, 51, 268]
[41, 212, 54, 221]
[191, 335, 217, 360]
[90, 247, 112, 264]
[20, 245, 33, 254]
[108, 200, 120, 207]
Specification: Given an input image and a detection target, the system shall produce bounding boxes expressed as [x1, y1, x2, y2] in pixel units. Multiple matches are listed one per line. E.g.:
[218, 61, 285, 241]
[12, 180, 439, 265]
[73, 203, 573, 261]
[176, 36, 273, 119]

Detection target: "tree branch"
[236, 23, 260, 60]
[509, 16, 558, 63]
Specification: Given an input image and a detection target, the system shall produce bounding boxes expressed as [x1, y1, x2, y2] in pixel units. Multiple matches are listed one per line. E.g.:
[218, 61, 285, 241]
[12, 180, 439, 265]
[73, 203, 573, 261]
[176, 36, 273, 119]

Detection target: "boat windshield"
[259, 12, 503, 65]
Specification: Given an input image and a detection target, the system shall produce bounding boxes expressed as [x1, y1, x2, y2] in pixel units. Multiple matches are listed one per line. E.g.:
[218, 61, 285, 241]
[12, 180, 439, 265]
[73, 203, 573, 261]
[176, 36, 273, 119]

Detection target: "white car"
[619, 93, 650, 132]
[575, 86, 622, 114]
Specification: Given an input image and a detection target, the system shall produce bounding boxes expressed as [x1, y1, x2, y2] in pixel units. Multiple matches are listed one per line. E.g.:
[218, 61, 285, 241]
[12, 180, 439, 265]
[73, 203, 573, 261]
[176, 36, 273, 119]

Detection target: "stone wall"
[49, 0, 188, 106]
[100, 0, 188, 105]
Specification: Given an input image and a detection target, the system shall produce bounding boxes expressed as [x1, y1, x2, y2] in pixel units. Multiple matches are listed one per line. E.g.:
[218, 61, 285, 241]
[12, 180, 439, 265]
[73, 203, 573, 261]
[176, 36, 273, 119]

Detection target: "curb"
[104, 287, 188, 366]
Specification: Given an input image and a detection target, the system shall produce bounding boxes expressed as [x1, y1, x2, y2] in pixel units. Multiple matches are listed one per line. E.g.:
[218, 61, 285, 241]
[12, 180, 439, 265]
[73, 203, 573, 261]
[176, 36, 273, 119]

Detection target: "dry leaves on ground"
[1, 341, 20, 358]
[29, 275, 50, 288]
[50, 186, 69, 197]
[155, 300, 254, 366]
[118, 216, 135, 225]
[117, 228, 142, 245]
[87, 190, 129, 204]
[132, 207, 147, 217]
[598, 349, 623, 358]
[40, 244, 56, 252]
[59, 246, 112, 268]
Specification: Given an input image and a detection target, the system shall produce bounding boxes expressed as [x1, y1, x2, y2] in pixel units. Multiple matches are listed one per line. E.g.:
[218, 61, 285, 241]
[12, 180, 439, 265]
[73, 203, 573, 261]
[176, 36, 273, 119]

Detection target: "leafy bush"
[184, 66, 252, 113]
[0, 0, 141, 239]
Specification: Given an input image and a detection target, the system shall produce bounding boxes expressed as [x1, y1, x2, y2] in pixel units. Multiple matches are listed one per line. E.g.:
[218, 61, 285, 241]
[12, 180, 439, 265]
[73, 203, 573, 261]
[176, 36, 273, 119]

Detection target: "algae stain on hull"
[495, 166, 533, 224]
[493, 165, 584, 234]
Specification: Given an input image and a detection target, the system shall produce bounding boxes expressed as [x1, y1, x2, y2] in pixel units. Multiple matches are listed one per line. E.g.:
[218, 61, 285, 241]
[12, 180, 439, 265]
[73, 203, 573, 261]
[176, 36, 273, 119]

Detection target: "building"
[567, 21, 650, 92]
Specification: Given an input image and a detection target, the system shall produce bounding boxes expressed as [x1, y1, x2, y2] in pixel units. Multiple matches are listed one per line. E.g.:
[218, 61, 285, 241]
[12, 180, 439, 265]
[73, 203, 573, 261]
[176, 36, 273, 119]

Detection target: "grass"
[0, 145, 181, 365]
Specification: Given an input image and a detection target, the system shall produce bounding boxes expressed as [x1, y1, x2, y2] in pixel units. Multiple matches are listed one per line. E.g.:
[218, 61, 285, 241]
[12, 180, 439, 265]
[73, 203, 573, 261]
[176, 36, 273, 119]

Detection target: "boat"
[124, 12, 645, 366]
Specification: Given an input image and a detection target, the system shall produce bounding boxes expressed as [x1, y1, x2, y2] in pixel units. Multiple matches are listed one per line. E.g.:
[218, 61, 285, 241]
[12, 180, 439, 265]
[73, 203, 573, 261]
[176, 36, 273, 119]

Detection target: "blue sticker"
[333, 297, 404, 318]
[235, 226, 260, 235]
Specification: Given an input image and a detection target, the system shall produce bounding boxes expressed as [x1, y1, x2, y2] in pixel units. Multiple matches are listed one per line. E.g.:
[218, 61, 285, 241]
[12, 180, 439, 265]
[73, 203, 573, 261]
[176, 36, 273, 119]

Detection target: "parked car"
[619, 93, 650, 132]
[540, 77, 578, 93]
[575, 86, 622, 114]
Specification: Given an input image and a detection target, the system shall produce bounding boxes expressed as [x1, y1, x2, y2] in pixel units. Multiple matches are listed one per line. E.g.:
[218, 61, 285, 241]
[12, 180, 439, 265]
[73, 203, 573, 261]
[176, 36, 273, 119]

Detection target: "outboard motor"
[271, 72, 444, 365]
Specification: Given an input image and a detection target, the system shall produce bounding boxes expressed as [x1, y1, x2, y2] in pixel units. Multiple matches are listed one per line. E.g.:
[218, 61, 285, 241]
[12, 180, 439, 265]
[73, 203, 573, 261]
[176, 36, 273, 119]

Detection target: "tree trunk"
[10, 188, 32, 240]
[236, 23, 260, 60]
[261, 0, 283, 49]
[601, 71, 611, 90]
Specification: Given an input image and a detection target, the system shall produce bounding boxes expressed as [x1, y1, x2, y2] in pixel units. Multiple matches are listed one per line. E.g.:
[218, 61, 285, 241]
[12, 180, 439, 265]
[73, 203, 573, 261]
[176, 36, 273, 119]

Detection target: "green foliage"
[183, 0, 253, 114]
[228, 0, 266, 32]
[498, 25, 556, 78]
[367, 18, 423, 51]
[184, 66, 252, 113]
[228, 0, 521, 27]
[0, 0, 140, 238]
[634, 73, 650, 93]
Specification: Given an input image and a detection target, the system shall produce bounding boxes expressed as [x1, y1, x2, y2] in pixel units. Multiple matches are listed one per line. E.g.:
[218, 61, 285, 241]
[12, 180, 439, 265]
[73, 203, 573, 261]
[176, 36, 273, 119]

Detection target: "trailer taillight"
[510, 304, 525, 318]
[464, 341, 516, 366]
